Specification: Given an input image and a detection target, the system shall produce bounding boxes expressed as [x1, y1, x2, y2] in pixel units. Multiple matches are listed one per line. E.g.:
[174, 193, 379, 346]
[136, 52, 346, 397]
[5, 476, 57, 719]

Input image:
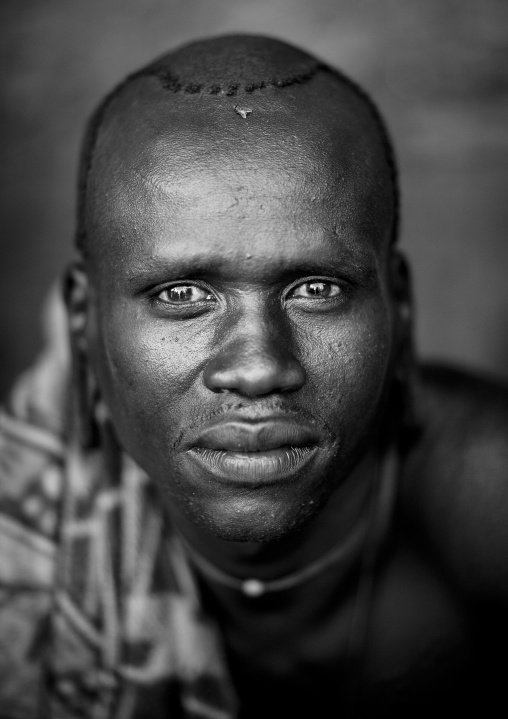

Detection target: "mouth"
[184, 418, 320, 484]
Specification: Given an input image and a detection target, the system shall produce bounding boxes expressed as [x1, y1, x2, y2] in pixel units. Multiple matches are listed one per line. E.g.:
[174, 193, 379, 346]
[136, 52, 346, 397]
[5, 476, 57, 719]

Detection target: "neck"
[166, 449, 377, 583]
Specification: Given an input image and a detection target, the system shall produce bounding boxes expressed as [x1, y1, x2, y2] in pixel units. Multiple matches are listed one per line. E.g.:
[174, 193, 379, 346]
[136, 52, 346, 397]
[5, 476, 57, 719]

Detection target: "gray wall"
[1, 0, 507, 399]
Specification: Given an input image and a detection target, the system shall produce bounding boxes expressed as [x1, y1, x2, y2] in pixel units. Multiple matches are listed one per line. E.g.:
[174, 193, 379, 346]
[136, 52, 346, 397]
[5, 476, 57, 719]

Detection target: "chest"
[198, 541, 475, 718]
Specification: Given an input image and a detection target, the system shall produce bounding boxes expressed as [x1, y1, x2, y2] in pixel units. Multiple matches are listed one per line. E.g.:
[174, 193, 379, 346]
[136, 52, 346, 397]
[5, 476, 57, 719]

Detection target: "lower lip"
[187, 446, 318, 484]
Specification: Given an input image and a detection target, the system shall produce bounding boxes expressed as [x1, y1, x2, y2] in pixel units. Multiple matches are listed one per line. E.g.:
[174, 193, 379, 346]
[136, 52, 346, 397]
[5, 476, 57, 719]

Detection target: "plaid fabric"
[0, 289, 236, 719]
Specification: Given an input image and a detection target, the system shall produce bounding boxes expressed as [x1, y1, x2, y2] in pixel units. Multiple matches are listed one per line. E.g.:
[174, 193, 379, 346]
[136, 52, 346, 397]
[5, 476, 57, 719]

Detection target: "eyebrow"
[126, 244, 378, 291]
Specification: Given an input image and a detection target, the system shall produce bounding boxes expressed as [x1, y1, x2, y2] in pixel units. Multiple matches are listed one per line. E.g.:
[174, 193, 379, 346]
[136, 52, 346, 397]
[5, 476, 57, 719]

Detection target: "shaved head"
[76, 34, 399, 258]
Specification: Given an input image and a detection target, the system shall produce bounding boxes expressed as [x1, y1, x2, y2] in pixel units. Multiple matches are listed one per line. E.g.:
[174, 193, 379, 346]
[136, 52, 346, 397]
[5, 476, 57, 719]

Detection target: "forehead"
[85, 73, 393, 269]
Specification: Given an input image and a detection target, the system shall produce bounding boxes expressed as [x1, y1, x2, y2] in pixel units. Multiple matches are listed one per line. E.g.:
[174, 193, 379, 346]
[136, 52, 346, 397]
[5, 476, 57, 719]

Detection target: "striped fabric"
[0, 290, 236, 719]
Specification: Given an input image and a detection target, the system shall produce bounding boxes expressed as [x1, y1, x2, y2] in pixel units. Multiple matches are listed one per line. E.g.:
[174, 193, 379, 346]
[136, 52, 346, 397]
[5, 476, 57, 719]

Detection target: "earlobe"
[63, 262, 99, 447]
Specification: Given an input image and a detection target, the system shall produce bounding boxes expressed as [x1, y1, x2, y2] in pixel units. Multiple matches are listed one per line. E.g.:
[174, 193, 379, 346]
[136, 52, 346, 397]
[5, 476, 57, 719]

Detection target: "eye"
[155, 284, 215, 304]
[289, 280, 342, 299]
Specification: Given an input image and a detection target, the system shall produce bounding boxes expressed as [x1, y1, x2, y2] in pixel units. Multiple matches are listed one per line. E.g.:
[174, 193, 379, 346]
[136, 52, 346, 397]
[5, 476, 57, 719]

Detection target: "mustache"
[171, 396, 336, 451]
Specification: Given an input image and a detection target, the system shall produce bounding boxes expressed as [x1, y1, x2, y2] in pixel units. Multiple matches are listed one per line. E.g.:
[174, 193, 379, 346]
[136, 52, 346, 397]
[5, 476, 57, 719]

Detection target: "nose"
[203, 317, 306, 397]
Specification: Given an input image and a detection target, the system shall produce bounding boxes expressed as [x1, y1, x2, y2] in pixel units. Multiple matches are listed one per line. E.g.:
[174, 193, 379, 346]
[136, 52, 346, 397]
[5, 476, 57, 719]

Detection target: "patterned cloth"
[0, 288, 236, 719]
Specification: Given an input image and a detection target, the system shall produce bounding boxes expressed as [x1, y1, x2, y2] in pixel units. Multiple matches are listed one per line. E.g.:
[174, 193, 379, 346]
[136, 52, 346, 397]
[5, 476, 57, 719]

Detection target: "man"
[1, 34, 507, 719]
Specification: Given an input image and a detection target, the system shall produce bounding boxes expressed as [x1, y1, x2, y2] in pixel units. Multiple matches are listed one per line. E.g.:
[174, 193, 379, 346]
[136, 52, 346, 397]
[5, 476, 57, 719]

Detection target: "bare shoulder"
[400, 362, 508, 601]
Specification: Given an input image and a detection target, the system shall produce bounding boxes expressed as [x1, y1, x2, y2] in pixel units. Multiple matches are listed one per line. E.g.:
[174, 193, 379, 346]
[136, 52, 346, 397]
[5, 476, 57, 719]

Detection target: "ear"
[388, 249, 420, 439]
[63, 262, 99, 447]
[388, 248, 412, 347]
[63, 261, 89, 347]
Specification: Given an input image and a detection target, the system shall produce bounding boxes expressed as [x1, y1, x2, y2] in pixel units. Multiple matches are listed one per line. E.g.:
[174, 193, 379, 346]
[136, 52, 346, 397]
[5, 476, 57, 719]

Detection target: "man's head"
[67, 35, 410, 543]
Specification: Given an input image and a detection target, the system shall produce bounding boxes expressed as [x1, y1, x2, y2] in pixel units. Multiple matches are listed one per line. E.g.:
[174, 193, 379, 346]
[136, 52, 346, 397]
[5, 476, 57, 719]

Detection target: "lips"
[184, 417, 320, 484]
[190, 420, 318, 452]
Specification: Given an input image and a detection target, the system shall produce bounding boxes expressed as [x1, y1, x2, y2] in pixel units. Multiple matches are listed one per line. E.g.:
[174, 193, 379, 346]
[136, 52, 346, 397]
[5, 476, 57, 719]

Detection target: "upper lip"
[185, 415, 320, 453]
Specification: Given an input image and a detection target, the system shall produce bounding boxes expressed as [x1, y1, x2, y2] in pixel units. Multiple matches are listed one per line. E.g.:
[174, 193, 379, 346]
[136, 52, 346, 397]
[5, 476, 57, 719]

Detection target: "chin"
[176, 487, 326, 543]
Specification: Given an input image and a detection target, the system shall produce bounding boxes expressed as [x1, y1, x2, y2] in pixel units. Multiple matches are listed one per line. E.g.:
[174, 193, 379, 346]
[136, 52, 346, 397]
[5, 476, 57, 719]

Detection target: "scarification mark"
[146, 64, 326, 97]
[185, 83, 203, 94]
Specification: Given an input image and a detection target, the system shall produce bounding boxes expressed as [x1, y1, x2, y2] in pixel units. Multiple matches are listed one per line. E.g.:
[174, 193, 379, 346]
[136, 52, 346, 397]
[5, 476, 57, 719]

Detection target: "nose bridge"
[203, 296, 306, 396]
[238, 295, 284, 354]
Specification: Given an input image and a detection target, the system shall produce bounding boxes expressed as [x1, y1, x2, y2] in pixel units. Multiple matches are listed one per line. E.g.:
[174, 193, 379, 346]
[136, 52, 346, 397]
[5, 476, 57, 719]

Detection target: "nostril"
[203, 343, 306, 397]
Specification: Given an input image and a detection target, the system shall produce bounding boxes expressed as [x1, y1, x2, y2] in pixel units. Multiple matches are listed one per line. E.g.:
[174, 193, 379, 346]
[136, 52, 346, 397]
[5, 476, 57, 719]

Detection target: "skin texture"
[71, 70, 403, 550]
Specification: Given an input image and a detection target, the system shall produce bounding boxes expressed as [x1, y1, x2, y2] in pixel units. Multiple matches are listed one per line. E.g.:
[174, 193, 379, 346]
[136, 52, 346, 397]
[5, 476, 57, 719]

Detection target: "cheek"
[89, 302, 212, 437]
[295, 301, 392, 436]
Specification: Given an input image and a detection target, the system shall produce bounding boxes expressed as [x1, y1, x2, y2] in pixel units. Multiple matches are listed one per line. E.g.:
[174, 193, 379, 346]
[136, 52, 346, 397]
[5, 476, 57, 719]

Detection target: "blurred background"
[1, 0, 507, 399]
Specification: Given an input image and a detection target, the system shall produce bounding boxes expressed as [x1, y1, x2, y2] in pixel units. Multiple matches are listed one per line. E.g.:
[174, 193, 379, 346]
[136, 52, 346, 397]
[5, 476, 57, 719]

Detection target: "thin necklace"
[178, 492, 372, 598]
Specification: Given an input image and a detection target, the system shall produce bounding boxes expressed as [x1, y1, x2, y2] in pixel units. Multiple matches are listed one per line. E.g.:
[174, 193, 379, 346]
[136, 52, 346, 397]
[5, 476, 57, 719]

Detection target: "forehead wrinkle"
[130, 127, 328, 199]
[94, 132, 369, 221]
[90, 136, 318, 231]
